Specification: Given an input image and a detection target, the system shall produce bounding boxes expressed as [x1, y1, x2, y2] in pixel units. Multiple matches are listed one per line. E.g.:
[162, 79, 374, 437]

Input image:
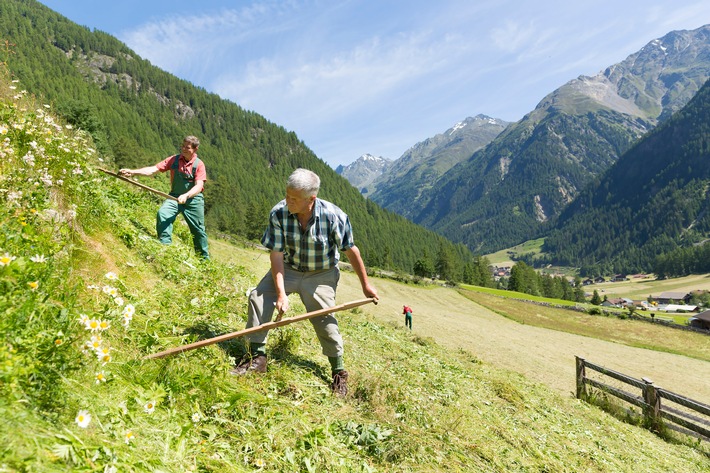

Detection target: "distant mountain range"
[338, 25, 710, 259]
[543, 76, 710, 275]
[365, 115, 509, 213]
[335, 154, 392, 192]
[338, 115, 509, 209]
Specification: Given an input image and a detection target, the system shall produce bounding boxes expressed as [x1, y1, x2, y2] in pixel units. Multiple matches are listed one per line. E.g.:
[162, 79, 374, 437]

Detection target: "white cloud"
[211, 30, 472, 129]
[490, 19, 542, 54]
[110, 0, 710, 166]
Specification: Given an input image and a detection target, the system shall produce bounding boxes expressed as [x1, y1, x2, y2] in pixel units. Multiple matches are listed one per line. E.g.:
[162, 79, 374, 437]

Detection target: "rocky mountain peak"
[335, 154, 392, 193]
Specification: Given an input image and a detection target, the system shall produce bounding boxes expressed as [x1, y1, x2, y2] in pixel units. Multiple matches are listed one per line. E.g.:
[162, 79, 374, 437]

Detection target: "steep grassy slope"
[1, 78, 708, 472]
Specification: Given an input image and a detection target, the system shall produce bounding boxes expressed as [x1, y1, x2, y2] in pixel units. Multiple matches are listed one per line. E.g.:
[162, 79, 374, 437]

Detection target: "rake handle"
[98, 167, 179, 202]
[144, 297, 377, 360]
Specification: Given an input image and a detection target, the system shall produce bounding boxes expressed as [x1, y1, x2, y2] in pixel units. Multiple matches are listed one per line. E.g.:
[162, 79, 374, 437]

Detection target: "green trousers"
[156, 194, 209, 259]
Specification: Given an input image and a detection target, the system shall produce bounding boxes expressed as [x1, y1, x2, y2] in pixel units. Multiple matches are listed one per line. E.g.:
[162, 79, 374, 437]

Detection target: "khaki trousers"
[245, 266, 343, 357]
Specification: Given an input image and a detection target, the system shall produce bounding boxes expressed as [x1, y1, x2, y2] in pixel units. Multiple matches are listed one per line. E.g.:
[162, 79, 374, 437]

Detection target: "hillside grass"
[484, 238, 545, 266]
[457, 288, 710, 362]
[2, 75, 710, 472]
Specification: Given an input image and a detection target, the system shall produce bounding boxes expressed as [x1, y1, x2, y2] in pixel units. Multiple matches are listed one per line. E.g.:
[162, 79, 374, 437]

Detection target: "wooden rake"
[144, 297, 378, 360]
[97, 167, 179, 202]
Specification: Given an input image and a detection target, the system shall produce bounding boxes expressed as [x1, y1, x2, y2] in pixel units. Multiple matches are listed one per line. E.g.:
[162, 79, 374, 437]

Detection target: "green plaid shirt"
[261, 198, 354, 271]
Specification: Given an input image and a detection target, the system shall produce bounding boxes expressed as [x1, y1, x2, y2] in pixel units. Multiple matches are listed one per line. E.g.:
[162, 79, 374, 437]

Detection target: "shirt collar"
[180, 153, 197, 165]
[287, 197, 321, 221]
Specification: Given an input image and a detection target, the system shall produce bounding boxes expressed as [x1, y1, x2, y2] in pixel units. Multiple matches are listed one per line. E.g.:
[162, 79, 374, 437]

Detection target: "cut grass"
[457, 287, 710, 362]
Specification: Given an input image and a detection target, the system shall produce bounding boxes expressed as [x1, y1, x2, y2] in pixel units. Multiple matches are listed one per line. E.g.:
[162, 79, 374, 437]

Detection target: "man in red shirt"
[403, 305, 413, 330]
[119, 135, 209, 259]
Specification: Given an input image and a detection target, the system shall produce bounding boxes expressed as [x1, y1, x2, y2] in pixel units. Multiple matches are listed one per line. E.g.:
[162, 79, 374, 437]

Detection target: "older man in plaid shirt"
[231, 168, 378, 396]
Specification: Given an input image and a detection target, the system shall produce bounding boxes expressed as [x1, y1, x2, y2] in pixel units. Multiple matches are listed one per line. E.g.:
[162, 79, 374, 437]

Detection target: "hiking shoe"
[331, 370, 349, 397]
[230, 354, 267, 375]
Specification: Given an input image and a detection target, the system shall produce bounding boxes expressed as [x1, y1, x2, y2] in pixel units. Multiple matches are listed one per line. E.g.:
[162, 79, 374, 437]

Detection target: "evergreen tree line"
[506, 262, 586, 302]
[653, 241, 710, 279]
[411, 250, 493, 287]
[0, 0, 484, 280]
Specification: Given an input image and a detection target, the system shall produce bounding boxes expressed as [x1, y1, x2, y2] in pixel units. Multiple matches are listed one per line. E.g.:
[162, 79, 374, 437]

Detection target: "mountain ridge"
[335, 153, 391, 192]
[364, 114, 509, 214]
[404, 24, 710, 255]
[542, 76, 710, 274]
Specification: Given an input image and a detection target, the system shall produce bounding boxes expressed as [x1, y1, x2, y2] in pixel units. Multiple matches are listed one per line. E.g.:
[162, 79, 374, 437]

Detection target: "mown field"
[214, 241, 710, 403]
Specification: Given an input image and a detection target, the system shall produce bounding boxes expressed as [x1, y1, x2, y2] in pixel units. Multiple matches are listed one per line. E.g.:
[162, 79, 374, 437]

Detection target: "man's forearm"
[269, 251, 286, 295]
[345, 246, 370, 287]
[120, 165, 159, 177]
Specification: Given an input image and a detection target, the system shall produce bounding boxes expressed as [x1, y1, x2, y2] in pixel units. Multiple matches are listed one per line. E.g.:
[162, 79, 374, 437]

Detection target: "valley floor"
[336, 272, 710, 402]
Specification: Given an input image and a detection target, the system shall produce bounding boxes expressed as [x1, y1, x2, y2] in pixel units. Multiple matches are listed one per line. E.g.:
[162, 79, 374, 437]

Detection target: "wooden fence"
[575, 356, 710, 441]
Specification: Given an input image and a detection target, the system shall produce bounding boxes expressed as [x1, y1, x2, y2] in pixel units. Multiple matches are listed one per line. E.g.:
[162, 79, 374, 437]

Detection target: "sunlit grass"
[458, 288, 710, 362]
[484, 238, 545, 265]
[1, 71, 708, 472]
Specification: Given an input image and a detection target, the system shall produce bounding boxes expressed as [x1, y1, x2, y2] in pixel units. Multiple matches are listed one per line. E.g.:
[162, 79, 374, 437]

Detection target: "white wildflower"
[122, 304, 135, 317]
[0, 253, 16, 266]
[143, 401, 156, 414]
[75, 410, 91, 428]
[30, 254, 47, 263]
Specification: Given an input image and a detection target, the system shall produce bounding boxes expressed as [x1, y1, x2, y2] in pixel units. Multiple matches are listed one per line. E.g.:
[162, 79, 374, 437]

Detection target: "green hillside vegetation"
[542, 78, 710, 276]
[3, 73, 710, 472]
[0, 0, 476, 280]
[484, 238, 545, 266]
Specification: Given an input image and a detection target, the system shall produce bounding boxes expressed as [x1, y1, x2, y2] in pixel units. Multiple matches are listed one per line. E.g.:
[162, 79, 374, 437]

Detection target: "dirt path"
[338, 272, 710, 401]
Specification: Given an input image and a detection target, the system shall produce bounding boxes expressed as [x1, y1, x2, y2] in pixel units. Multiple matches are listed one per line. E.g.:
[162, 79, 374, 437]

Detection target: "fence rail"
[575, 356, 710, 441]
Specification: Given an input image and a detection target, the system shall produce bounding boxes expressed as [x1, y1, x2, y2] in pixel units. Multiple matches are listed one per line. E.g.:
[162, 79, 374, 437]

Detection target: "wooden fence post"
[575, 356, 586, 399]
[642, 377, 660, 430]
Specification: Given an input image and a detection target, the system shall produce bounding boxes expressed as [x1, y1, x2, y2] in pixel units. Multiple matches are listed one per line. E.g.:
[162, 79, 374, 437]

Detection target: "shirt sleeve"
[155, 155, 176, 172]
[261, 204, 285, 251]
[333, 212, 355, 251]
[195, 160, 207, 182]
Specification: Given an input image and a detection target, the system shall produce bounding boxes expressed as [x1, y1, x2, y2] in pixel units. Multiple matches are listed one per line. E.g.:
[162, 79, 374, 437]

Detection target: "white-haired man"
[232, 168, 378, 396]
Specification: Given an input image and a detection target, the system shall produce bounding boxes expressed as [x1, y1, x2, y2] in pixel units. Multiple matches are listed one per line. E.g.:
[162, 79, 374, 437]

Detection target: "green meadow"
[1, 74, 709, 473]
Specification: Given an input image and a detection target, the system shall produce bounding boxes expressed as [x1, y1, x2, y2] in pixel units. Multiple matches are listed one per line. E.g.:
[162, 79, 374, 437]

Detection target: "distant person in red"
[403, 305, 413, 330]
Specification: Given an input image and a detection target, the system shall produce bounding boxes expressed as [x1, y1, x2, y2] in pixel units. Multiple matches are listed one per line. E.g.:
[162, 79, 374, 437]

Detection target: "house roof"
[694, 310, 710, 322]
[659, 304, 696, 312]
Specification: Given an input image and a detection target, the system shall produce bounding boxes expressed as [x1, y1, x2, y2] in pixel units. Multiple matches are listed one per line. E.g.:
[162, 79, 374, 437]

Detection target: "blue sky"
[38, 1, 710, 168]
